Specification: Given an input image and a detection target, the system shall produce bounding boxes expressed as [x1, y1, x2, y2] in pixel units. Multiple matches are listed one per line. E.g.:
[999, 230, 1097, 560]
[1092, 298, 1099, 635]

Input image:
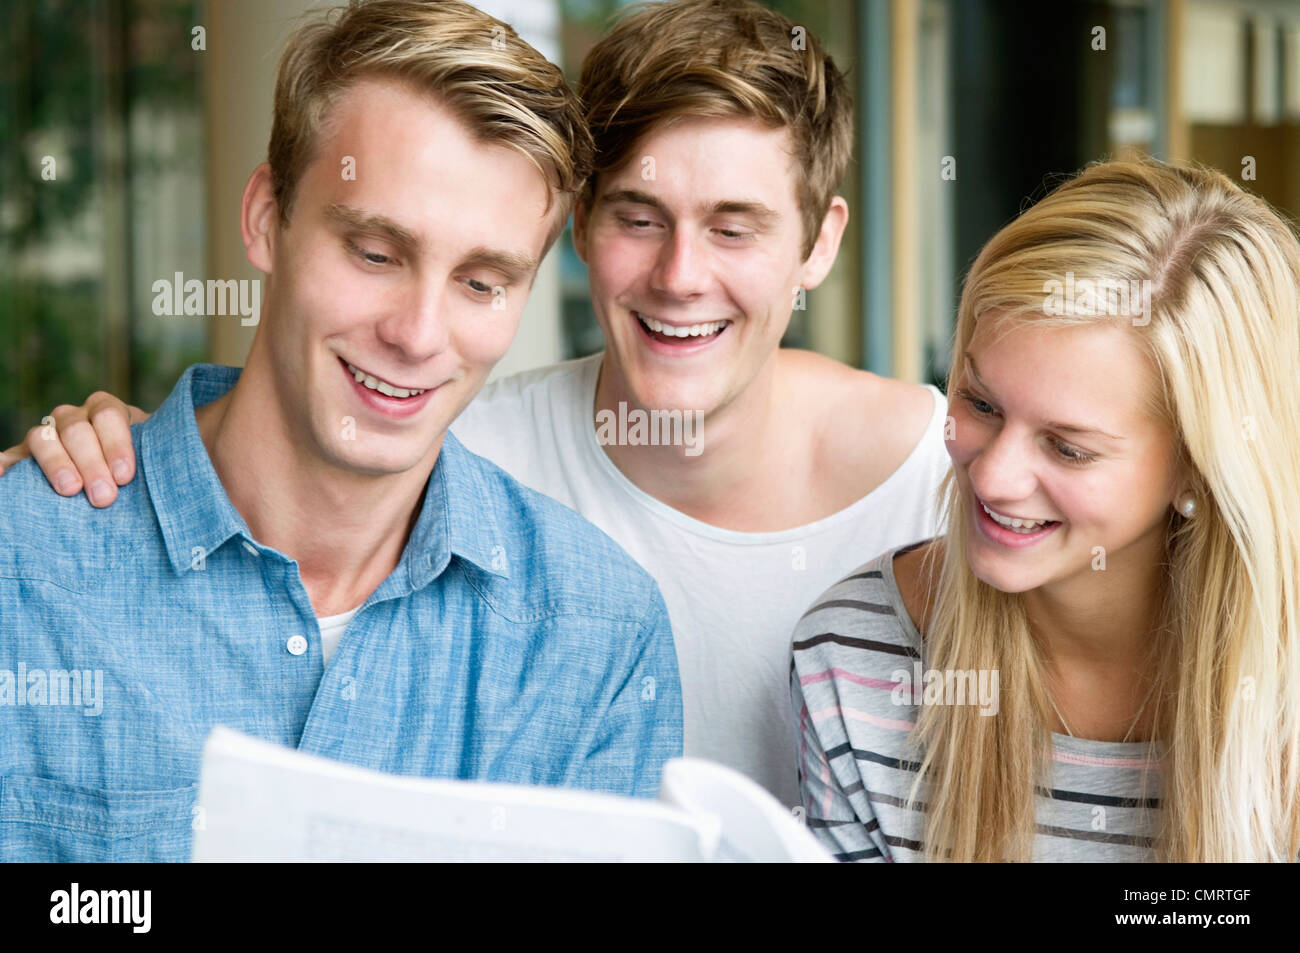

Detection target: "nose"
[966, 423, 1040, 507]
[649, 227, 708, 299]
[373, 272, 452, 360]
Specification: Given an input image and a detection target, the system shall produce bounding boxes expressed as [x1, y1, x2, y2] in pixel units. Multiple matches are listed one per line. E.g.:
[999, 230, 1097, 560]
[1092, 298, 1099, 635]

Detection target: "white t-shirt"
[317, 605, 362, 665]
[451, 353, 951, 809]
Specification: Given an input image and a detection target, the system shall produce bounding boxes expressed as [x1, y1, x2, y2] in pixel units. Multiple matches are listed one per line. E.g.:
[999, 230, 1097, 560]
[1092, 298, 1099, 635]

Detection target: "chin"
[612, 365, 701, 413]
[970, 545, 1097, 596]
[966, 546, 1049, 594]
[320, 432, 430, 477]
[642, 383, 711, 414]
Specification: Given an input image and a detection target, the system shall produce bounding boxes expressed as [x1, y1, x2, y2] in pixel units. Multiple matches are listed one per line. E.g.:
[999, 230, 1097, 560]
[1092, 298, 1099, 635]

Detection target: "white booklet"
[191, 727, 833, 862]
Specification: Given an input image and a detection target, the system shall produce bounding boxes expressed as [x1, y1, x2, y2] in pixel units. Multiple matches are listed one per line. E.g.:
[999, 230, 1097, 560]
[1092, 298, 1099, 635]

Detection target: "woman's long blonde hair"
[912, 158, 1300, 861]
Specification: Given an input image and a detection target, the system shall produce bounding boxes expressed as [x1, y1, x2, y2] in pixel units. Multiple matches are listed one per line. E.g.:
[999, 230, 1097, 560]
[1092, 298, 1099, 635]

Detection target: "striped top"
[790, 542, 1163, 862]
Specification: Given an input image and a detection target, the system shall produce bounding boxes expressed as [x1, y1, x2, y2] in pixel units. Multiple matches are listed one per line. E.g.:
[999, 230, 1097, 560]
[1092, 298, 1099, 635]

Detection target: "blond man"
[0, 0, 682, 862]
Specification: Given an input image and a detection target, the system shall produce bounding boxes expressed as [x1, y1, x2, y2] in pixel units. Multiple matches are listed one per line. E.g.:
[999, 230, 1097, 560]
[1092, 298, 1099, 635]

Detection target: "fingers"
[9, 392, 144, 505]
[27, 403, 118, 507]
[84, 391, 140, 487]
[0, 443, 31, 477]
[25, 413, 83, 497]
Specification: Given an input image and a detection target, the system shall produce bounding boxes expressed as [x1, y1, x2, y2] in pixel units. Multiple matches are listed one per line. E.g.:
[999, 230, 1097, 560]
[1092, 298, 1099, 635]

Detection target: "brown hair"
[578, 0, 853, 259]
[268, 0, 593, 245]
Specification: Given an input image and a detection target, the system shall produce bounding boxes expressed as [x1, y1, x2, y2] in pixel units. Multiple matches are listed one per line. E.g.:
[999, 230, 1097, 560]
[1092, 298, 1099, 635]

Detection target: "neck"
[196, 340, 438, 616]
[594, 350, 806, 530]
[1023, 531, 1168, 669]
[1023, 528, 1169, 742]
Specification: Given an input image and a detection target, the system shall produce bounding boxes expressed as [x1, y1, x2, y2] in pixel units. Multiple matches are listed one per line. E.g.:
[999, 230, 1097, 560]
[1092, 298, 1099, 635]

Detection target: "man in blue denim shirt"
[0, 0, 681, 861]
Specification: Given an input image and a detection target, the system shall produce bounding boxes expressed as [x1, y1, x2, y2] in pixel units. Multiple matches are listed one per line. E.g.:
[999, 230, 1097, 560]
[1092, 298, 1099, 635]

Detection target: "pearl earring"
[1176, 493, 1197, 518]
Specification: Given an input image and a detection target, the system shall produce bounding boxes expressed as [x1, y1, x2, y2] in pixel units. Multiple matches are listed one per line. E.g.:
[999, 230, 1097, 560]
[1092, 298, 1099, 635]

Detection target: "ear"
[241, 163, 279, 274]
[1168, 448, 1202, 512]
[798, 196, 849, 290]
[572, 197, 592, 266]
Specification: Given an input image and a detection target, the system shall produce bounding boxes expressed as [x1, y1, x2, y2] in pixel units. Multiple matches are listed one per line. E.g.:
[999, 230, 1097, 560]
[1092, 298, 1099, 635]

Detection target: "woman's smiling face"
[947, 318, 1184, 594]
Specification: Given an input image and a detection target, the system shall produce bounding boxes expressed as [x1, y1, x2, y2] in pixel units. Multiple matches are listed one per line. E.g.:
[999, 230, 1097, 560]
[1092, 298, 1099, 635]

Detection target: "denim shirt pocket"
[0, 776, 198, 862]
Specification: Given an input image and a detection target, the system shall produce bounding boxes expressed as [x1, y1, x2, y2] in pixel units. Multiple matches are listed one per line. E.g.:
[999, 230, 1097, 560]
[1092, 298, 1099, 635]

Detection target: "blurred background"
[3, 0, 1300, 444]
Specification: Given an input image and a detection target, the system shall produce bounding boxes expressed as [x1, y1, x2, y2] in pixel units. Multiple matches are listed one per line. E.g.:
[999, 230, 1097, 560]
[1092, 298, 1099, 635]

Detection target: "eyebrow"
[325, 203, 420, 251]
[325, 203, 537, 281]
[965, 352, 1125, 441]
[598, 189, 781, 227]
[459, 247, 538, 284]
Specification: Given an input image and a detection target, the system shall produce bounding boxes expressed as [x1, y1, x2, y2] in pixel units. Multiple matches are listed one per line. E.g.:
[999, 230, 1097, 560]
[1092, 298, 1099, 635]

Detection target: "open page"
[659, 758, 834, 862]
[192, 728, 720, 862]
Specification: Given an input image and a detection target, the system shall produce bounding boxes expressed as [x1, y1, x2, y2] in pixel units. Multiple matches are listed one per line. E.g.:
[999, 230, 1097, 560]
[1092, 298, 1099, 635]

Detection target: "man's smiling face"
[575, 116, 839, 419]
[250, 75, 555, 475]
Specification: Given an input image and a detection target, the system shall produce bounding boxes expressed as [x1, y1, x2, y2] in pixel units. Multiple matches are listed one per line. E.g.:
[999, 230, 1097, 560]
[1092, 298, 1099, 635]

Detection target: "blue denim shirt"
[0, 364, 682, 861]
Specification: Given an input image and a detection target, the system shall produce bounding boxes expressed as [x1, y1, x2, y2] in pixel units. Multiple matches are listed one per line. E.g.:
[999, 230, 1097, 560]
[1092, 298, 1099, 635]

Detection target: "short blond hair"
[269, 0, 592, 244]
[578, 0, 853, 259]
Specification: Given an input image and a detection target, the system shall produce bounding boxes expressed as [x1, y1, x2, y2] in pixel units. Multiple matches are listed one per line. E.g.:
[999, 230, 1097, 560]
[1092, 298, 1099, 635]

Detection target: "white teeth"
[981, 501, 1053, 533]
[345, 362, 426, 398]
[636, 313, 728, 338]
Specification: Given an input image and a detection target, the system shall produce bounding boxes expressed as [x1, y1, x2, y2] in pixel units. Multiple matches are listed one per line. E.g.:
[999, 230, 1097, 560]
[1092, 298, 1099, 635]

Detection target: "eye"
[954, 388, 997, 417]
[617, 214, 658, 232]
[464, 277, 493, 294]
[716, 228, 752, 241]
[1051, 439, 1097, 465]
[346, 240, 394, 267]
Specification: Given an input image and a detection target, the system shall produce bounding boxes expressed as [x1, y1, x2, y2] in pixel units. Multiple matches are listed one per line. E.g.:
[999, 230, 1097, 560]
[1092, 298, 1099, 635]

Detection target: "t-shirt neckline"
[575, 352, 946, 546]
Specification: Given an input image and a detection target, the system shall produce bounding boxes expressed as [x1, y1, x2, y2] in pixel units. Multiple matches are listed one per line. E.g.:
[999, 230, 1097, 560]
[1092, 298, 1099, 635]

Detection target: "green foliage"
[0, 0, 203, 443]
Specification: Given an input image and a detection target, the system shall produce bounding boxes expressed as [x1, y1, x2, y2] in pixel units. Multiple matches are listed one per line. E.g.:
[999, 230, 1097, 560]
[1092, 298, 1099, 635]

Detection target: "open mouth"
[975, 495, 1062, 546]
[633, 310, 730, 346]
[979, 500, 1059, 534]
[339, 357, 429, 399]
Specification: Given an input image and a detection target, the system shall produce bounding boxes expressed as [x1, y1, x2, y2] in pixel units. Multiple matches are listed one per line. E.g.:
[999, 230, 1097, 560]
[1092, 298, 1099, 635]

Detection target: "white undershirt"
[450, 353, 951, 809]
[316, 606, 362, 665]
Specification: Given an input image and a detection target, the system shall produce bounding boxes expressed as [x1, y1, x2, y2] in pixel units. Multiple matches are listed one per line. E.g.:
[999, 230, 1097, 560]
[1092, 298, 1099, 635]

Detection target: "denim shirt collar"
[140, 363, 510, 586]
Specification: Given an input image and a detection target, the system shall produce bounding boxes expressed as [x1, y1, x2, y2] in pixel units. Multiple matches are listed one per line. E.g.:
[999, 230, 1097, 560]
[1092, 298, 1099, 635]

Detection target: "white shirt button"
[286, 635, 308, 656]
[242, 541, 258, 556]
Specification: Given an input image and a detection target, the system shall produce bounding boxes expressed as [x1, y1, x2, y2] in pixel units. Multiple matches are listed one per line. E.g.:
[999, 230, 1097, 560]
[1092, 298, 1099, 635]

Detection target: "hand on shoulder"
[0, 392, 148, 506]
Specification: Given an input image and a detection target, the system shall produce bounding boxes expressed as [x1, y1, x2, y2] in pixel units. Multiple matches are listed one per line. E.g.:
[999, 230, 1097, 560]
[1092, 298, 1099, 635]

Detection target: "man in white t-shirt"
[2, 0, 950, 809]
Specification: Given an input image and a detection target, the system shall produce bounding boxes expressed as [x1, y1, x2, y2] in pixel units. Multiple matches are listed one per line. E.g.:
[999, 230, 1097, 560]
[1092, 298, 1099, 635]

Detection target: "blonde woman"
[792, 158, 1300, 861]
